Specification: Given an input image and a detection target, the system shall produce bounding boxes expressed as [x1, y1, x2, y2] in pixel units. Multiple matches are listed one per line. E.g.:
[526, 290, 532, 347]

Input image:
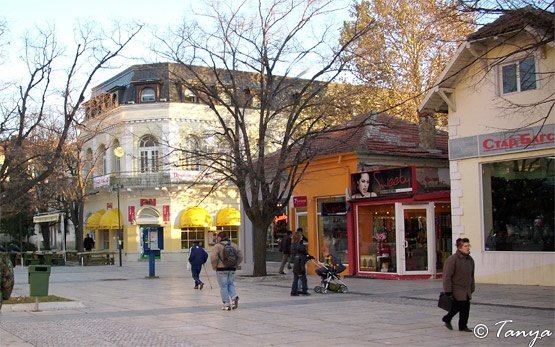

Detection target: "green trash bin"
[28, 265, 51, 296]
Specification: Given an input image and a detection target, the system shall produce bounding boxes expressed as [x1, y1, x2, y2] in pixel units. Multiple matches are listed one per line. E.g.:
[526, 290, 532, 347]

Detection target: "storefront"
[347, 166, 451, 279]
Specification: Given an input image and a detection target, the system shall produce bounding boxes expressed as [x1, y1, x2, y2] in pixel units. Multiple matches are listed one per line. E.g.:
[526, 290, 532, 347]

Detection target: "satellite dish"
[114, 147, 125, 158]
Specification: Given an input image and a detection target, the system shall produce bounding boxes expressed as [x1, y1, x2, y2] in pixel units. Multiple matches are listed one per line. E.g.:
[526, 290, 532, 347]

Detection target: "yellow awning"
[85, 210, 105, 230]
[98, 208, 123, 230]
[216, 207, 241, 226]
[180, 207, 213, 228]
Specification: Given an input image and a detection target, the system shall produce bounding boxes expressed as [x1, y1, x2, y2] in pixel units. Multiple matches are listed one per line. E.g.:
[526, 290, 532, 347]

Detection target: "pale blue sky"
[1, 0, 353, 91]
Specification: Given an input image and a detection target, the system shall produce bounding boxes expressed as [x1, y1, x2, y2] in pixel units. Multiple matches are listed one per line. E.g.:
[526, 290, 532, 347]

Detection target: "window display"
[358, 204, 396, 272]
[483, 156, 554, 252]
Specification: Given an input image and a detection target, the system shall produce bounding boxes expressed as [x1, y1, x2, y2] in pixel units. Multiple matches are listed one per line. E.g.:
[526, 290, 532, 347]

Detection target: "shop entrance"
[400, 204, 431, 274]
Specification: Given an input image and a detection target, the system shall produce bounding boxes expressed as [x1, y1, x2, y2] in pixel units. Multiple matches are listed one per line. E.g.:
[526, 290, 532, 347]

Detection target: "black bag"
[220, 241, 239, 267]
[438, 292, 453, 311]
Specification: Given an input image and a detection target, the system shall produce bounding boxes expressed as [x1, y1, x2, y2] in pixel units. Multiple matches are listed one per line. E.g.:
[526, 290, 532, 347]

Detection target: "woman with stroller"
[290, 232, 313, 296]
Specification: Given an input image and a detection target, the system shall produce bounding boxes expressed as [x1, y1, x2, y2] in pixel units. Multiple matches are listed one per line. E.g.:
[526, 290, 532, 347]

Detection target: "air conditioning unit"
[126, 101, 135, 104]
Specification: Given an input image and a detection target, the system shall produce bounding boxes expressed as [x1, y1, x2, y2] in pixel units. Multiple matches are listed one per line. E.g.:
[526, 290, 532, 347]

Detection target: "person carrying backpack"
[189, 240, 209, 290]
[210, 231, 243, 310]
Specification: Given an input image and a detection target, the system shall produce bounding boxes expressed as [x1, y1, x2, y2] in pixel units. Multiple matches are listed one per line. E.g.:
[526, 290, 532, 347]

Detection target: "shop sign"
[321, 202, 347, 216]
[416, 167, 450, 192]
[370, 167, 412, 195]
[450, 124, 555, 160]
[140, 198, 156, 206]
[293, 196, 307, 208]
[128, 206, 135, 222]
[163, 205, 170, 222]
[33, 213, 60, 223]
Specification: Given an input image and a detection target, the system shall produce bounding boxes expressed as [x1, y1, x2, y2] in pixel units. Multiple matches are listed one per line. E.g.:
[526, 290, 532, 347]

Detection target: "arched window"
[97, 144, 107, 176]
[139, 135, 159, 173]
[141, 87, 156, 102]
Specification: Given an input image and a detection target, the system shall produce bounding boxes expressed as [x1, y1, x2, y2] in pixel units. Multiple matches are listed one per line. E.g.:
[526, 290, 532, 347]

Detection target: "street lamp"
[114, 147, 125, 267]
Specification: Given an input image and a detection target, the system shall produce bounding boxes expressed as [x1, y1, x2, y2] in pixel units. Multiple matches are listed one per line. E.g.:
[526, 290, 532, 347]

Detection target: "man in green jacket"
[442, 237, 475, 332]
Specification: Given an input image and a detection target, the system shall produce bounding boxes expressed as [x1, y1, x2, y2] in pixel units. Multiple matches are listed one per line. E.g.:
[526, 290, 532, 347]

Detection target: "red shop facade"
[346, 166, 451, 279]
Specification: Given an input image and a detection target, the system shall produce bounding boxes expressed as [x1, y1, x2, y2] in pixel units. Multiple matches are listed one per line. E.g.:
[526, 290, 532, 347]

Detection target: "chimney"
[418, 111, 437, 150]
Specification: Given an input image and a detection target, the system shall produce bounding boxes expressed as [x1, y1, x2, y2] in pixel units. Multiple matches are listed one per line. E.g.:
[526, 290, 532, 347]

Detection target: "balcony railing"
[86, 170, 210, 193]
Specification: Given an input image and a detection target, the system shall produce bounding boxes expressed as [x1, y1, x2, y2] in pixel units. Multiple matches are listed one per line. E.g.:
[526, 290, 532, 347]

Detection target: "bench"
[78, 251, 115, 266]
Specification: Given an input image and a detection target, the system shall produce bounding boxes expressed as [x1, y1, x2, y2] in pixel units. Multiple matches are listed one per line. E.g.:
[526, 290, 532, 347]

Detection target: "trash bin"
[28, 265, 51, 296]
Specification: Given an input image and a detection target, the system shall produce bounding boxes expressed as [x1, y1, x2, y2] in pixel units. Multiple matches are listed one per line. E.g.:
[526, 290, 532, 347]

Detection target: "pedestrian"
[84, 234, 95, 251]
[210, 231, 243, 310]
[290, 232, 313, 296]
[442, 237, 475, 332]
[189, 241, 208, 290]
[278, 230, 292, 274]
[0, 252, 14, 311]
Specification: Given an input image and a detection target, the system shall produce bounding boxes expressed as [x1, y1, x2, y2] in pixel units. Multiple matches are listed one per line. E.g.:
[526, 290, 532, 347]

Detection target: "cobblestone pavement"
[1, 261, 553, 347]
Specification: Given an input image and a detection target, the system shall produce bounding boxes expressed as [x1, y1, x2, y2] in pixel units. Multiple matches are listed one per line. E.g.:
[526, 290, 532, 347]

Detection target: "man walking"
[442, 237, 475, 332]
[210, 232, 243, 310]
[278, 230, 292, 274]
[188, 241, 208, 289]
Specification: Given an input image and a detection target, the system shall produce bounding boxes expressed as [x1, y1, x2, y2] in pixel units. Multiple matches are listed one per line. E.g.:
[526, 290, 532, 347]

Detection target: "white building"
[81, 63, 249, 263]
[420, 7, 554, 285]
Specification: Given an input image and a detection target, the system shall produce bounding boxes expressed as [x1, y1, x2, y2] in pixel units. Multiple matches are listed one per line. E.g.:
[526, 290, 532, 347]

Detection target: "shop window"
[435, 203, 452, 271]
[357, 204, 396, 272]
[316, 197, 347, 265]
[501, 56, 537, 94]
[483, 156, 554, 252]
[181, 228, 205, 249]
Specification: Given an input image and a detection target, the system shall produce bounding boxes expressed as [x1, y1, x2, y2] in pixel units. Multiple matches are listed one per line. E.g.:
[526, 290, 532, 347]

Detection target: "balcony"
[86, 170, 209, 193]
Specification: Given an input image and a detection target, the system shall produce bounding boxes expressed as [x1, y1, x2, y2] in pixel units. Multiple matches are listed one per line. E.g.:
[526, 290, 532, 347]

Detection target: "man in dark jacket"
[442, 238, 475, 332]
[290, 232, 313, 296]
[278, 230, 292, 274]
[189, 241, 208, 290]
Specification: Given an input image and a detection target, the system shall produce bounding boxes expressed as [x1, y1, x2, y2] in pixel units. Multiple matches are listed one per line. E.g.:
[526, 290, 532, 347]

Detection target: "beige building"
[420, 8, 554, 285]
[81, 63, 246, 262]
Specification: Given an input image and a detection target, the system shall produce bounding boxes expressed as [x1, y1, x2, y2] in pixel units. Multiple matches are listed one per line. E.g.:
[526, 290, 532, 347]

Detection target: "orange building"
[289, 113, 451, 279]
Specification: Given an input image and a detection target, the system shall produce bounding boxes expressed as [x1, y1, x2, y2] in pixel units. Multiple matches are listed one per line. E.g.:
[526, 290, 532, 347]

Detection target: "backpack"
[220, 241, 239, 268]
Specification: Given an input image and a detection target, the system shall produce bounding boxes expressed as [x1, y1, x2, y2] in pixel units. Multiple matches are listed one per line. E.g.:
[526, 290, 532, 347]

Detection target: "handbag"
[438, 292, 453, 311]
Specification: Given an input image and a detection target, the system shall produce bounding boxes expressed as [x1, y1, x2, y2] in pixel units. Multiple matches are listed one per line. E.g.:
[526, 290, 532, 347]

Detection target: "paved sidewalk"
[1, 261, 553, 347]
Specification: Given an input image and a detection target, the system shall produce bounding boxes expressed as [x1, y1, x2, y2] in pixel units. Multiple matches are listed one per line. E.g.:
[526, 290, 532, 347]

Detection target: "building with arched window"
[81, 63, 246, 262]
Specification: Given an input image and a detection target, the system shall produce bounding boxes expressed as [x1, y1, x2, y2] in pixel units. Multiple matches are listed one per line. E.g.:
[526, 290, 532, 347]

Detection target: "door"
[400, 204, 432, 274]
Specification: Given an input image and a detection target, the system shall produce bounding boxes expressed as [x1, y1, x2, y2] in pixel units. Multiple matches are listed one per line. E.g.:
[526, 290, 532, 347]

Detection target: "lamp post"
[114, 146, 125, 267]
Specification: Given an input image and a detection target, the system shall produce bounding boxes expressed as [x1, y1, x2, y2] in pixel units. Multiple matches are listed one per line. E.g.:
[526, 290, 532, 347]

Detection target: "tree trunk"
[252, 221, 269, 276]
[73, 201, 84, 252]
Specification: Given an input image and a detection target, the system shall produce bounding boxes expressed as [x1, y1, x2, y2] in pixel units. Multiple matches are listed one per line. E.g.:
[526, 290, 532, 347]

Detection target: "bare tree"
[155, 0, 371, 276]
[340, 0, 476, 125]
[0, 22, 143, 218]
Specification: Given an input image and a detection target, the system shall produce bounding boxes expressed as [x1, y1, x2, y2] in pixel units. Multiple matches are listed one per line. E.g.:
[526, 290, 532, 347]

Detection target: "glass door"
[401, 205, 429, 273]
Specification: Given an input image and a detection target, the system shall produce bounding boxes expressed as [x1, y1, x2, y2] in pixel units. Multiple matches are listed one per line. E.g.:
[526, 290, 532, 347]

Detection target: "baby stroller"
[312, 256, 348, 294]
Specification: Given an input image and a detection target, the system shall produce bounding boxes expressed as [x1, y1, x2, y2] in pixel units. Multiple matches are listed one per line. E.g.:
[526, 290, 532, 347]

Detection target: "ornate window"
[140, 87, 156, 102]
[139, 135, 159, 173]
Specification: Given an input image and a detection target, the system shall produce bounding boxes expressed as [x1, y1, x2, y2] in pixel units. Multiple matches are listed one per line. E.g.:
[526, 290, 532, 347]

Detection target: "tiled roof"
[467, 6, 554, 42]
[307, 113, 448, 159]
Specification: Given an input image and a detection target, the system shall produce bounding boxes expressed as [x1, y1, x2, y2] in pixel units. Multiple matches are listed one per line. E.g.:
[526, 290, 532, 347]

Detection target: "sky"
[1, 0, 353, 94]
[0, 0, 197, 87]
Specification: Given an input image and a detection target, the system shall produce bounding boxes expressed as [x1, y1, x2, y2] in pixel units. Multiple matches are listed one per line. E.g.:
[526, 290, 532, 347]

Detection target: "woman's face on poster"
[357, 172, 370, 195]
